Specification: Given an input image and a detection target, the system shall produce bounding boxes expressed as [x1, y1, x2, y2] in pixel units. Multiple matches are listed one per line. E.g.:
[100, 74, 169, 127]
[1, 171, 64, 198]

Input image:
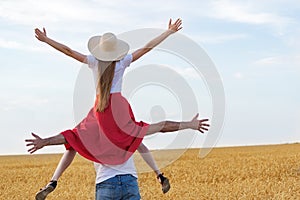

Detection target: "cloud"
[0, 96, 49, 111]
[0, 0, 179, 52]
[254, 55, 300, 69]
[0, 39, 21, 49]
[0, 0, 134, 29]
[191, 33, 248, 44]
[0, 0, 66, 25]
[0, 0, 198, 35]
[282, 28, 300, 49]
[209, 0, 293, 27]
[233, 72, 244, 79]
[0, 38, 44, 51]
[172, 66, 202, 79]
[1, 0, 296, 32]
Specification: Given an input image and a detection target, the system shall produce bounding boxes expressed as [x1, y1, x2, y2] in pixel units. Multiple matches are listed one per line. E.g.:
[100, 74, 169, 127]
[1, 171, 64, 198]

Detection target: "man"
[94, 156, 140, 199]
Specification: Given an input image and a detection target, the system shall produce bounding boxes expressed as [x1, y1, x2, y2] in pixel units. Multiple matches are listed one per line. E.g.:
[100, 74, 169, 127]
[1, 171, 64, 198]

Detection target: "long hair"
[96, 60, 116, 112]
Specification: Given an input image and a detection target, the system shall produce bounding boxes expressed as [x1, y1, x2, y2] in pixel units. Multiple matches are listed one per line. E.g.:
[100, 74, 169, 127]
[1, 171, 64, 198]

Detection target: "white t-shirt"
[87, 54, 137, 183]
[94, 156, 138, 184]
[87, 54, 133, 93]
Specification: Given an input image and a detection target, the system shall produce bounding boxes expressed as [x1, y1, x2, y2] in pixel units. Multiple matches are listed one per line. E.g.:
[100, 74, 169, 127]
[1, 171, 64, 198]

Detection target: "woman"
[26, 18, 210, 199]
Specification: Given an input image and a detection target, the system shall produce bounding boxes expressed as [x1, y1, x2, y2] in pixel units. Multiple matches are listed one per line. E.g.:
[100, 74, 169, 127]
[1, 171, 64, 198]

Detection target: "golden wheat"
[1, 144, 300, 200]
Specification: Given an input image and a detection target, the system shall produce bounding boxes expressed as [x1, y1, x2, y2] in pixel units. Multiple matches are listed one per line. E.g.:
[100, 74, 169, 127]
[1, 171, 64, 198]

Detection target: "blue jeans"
[95, 174, 140, 200]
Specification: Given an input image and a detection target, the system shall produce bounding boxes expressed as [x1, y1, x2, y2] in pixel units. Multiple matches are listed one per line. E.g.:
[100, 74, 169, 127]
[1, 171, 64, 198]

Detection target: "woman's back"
[87, 54, 133, 94]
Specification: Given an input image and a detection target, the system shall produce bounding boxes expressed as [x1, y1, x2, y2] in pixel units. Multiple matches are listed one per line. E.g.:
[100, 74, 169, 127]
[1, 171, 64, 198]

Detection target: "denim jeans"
[95, 174, 140, 200]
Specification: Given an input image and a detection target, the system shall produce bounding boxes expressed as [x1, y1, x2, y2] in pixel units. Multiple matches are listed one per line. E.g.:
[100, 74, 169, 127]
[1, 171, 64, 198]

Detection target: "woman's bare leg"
[51, 149, 76, 181]
[137, 143, 161, 176]
[137, 142, 170, 193]
[35, 149, 76, 200]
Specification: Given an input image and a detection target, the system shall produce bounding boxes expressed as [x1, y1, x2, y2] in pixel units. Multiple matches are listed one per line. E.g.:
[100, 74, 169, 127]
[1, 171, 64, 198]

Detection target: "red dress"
[61, 93, 149, 165]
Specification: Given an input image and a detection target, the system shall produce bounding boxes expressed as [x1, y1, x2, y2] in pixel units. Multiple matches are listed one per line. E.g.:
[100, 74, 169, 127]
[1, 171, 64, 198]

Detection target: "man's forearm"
[43, 134, 67, 146]
[146, 120, 191, 135]
[160, 121, 191, 132]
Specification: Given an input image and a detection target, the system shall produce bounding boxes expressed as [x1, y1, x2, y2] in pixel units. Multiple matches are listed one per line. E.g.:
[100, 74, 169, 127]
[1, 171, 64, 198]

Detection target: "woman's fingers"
[35, 28, 42, 35]
[175, 18, 182, 30]
[169, 18, 182, 32]
[34, 28, 47, 41]
[174, 18, 181, 25]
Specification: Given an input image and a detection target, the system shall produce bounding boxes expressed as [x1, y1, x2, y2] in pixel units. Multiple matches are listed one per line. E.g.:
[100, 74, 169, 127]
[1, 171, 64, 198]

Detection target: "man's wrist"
[181, 121, 191, 130]
[43, 138, 50, 146]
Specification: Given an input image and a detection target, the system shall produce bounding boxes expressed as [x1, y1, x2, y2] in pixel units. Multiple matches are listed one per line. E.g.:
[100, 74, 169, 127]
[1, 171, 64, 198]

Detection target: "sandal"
[157, 173, 170, 194]
[35, 180, 57, 200]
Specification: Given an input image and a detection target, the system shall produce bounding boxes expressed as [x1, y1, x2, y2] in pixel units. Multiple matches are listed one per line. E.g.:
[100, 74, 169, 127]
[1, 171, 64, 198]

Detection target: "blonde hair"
[96, 60, 116, 112]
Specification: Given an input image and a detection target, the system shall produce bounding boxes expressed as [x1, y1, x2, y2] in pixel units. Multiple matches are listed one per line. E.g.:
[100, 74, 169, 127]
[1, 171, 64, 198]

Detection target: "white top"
[87, 54, 133, 93]
[87, 54, 136, 183]
[94, 156, 138, 184]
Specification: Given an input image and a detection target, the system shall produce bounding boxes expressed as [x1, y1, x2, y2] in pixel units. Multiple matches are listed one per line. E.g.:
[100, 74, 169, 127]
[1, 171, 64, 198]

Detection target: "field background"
[1, 144, 300, 200]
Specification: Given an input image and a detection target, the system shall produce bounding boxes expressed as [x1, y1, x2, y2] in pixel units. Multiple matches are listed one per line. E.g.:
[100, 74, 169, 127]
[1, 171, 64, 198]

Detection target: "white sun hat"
[88, 32, 129, 61]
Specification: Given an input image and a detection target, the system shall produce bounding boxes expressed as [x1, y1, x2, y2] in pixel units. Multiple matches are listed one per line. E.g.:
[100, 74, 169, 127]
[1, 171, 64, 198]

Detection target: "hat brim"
[88, 36, 129, 61]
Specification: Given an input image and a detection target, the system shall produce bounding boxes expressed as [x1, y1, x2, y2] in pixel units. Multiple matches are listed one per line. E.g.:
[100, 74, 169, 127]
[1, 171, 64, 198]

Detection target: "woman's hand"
[35, 27, 48, 42]
[33, 27, 87, 63]
[132, 18, 183, 62]
[168, 18, 182, 33]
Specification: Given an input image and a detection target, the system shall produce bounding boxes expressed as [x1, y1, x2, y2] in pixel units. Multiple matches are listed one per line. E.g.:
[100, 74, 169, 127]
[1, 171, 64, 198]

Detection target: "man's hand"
[189, 113, 210, 133]
[25, 133, 48, 154]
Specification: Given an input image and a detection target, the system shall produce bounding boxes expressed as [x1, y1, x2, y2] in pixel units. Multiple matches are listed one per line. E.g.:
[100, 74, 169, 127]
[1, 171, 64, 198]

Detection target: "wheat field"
[1, 144, 300, 200]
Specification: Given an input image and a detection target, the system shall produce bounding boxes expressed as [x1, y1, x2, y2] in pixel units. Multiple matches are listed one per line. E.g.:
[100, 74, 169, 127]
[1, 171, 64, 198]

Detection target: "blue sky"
[0, 0, 299, 155]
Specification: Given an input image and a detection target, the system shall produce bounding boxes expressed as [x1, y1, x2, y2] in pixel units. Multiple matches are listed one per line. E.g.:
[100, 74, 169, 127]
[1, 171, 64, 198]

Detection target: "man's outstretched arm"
[25, 133, 67, 154]
[146, 113, 209, 135]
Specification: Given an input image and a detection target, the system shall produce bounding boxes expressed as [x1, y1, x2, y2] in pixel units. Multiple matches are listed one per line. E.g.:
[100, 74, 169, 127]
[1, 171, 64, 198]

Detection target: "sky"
[0, 0, 299, 155]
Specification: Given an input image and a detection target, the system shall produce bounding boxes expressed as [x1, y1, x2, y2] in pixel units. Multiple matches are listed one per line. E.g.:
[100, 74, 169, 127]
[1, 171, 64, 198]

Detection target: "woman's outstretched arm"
[35, 28, 87, 64]
[146, 113, 209, 136]
[25, 133, 67, 154]
[132, 18, 182, 62]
